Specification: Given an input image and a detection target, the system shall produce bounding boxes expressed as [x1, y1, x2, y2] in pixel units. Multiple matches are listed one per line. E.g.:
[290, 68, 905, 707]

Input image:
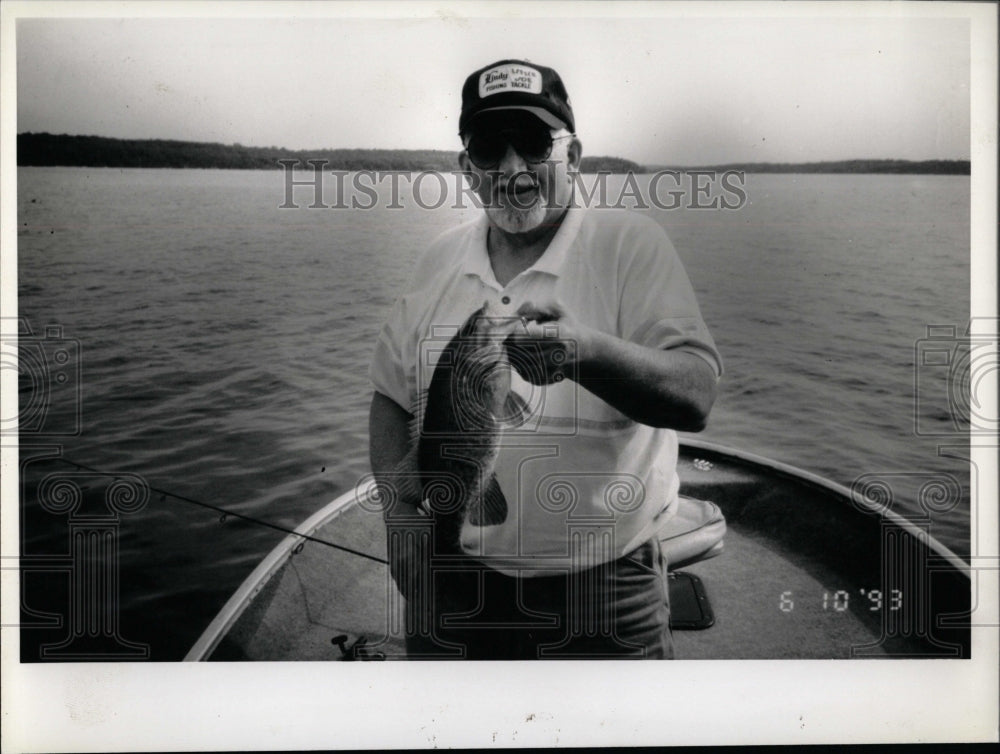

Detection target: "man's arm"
[369, 390, 413, 476]
[369, 390, 430, 602]
[368, 390, 421, 516]
[510, 302, 717, 431]
[575, 331, 717, 431]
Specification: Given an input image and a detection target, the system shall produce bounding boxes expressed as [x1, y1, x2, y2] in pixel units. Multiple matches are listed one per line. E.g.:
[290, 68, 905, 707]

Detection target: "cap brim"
[472, 105, 569, 131]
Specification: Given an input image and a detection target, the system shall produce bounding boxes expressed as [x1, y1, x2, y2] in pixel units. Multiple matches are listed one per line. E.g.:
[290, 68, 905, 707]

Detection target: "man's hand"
[506, 301, 591, 385]
[505, 299, 717, 431]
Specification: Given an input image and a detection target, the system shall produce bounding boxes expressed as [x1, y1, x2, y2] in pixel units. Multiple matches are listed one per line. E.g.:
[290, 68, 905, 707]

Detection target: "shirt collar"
[461, 204, 584, 287]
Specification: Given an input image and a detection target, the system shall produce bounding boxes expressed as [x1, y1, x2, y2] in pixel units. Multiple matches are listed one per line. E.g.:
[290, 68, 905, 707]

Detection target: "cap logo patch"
[479, 63, 542, 98]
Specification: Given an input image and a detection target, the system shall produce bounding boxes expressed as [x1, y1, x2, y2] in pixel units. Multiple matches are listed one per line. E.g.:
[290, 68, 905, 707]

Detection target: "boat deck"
[200, 443, 970, 661]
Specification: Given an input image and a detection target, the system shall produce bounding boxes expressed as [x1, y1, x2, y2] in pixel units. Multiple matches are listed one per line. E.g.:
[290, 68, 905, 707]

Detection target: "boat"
[184, 439, 971, 661]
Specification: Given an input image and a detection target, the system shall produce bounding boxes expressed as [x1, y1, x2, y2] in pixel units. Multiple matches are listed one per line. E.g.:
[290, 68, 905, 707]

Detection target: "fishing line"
[46, 457, 389, 565]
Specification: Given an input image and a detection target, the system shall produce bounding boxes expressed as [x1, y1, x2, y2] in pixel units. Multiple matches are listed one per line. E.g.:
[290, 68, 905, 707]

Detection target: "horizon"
[15, 131, 972, 169]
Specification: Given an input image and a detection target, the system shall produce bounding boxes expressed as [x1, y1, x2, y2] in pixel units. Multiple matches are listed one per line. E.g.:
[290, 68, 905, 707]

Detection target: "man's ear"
[566, 137, 583, 171]
[458, 150, 472, 172]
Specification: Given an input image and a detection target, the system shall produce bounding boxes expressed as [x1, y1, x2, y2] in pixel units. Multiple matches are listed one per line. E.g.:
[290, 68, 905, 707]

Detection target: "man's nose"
[496, 142, 528, 175]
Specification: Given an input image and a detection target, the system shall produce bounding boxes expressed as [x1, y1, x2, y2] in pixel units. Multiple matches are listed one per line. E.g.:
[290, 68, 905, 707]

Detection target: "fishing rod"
[45, 456, 390, 566]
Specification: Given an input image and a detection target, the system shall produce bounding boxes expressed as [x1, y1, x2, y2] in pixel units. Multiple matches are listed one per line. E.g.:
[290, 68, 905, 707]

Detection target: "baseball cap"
[459, 59, 575, 135]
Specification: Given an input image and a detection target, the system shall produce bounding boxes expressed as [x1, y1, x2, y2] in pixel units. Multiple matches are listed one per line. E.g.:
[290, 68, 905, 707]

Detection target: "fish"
[414, 302, 529, 554]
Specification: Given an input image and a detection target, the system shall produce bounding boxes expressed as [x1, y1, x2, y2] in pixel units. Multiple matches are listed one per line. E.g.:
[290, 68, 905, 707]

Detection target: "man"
[369, 59, 722, 659]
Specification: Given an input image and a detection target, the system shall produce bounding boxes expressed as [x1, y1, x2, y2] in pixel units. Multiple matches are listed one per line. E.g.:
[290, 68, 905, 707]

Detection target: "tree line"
[18, 133, 969, 174]
[651, 159, 970, 175]
[17, 133, 643, 173]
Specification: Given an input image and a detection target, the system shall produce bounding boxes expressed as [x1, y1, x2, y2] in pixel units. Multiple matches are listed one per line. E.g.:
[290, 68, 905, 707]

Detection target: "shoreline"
[17, 133, 971, 175]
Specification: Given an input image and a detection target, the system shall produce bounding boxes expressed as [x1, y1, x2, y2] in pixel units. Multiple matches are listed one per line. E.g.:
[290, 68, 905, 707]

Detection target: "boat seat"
[657, 495, 726, 570]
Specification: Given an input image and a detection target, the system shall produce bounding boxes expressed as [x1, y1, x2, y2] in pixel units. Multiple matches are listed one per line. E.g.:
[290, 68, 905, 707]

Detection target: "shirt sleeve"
[617, 217, 724, 378]
[367, 223, 471, 413]
[368, 295, 414, 413]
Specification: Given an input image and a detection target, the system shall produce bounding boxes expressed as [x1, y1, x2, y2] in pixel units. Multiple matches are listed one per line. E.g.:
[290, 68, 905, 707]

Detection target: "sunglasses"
[465, 129, 573, 170]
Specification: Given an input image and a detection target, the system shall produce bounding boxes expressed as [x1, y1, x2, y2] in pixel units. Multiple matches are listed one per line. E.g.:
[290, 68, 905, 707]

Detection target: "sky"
[14, 6, 972, 165]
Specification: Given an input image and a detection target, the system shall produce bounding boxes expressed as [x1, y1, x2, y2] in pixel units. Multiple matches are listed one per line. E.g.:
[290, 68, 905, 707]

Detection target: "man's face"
[460, 111, 582, 235]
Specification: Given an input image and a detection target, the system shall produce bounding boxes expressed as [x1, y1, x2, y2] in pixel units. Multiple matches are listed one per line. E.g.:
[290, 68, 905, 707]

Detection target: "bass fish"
[416, 302, 530, 553]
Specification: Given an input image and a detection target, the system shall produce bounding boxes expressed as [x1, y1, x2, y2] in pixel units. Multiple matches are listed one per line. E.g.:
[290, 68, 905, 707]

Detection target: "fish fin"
[469, 474, 508, 527]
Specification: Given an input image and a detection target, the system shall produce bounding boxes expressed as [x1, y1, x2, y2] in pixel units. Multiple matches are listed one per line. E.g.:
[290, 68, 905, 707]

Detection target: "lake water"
[14, 167, 971, 660]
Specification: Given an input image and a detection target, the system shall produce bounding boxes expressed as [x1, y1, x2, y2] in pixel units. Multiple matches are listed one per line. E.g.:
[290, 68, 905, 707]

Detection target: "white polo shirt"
[369, 205, 722, 576]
